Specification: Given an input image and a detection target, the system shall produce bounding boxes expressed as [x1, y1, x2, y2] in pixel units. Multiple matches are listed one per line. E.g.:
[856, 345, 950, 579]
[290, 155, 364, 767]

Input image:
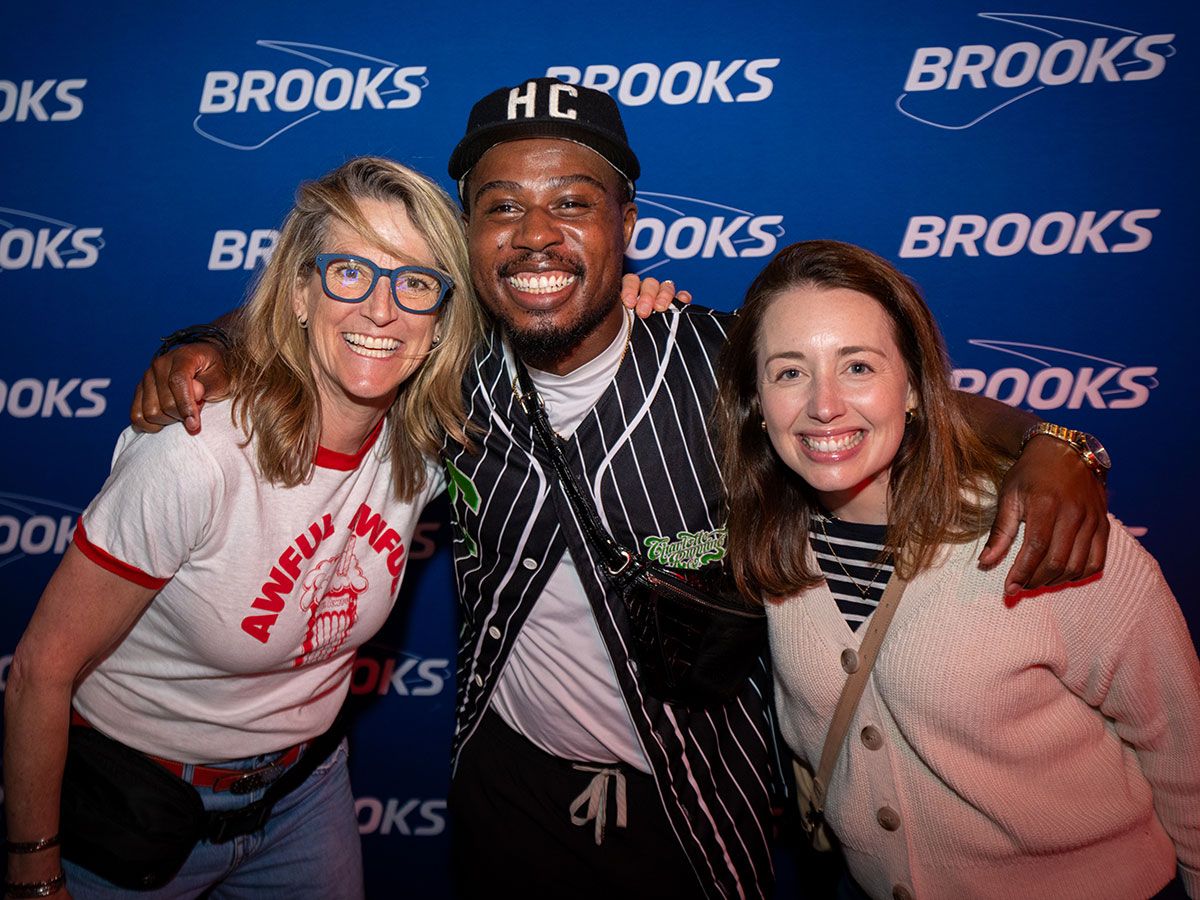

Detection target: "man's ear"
[621, 202, 638, 249]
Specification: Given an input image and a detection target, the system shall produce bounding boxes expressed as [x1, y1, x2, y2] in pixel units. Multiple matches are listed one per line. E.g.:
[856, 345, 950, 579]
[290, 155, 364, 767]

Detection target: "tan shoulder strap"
[810, 573, 909, 808]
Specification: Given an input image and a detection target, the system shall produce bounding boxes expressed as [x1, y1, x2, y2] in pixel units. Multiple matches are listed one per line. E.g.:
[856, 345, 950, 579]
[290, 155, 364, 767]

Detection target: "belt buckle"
[228, 763, 283, 795]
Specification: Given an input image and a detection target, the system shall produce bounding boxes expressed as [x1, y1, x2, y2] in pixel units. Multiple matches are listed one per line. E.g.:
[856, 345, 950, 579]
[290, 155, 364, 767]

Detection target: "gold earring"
[760, 419, 768, 431]
[905, 408, 916, 425]
[298, 315, 308, 329]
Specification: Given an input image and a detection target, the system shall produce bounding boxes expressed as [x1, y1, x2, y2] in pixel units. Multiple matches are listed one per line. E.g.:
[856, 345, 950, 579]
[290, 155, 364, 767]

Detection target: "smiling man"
[441, 78, 781, 899]
[464, 138, 636, 373]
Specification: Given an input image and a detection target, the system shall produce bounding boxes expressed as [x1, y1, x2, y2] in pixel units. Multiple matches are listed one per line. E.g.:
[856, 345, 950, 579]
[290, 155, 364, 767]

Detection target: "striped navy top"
[810, 514, 893, 631]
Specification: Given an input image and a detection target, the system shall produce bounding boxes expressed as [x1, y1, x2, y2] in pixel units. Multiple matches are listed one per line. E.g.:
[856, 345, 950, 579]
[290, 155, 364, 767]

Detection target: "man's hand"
[979, 435, 1109, 594]
[130, 342, 230, 435]
[621, 273, 693, 319]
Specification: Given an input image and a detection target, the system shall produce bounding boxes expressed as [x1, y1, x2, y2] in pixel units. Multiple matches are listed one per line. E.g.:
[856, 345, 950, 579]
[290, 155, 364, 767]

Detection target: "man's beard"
[484, 254, 612, 369]
[494, 297, 615, 371]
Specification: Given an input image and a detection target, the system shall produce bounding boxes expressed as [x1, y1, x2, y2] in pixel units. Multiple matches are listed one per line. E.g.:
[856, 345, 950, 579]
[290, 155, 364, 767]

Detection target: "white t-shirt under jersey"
[492, 311, 650, 771]
[73, 403, 443, 763]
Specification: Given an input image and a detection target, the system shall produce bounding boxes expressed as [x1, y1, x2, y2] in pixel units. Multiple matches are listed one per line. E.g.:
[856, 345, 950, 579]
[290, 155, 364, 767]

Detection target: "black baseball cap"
[448, 77, 640, 199]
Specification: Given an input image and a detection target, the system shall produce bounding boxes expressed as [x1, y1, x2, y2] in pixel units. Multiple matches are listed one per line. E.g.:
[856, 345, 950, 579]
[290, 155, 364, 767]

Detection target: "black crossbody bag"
[514, 361, 767, 708]
[60, 720, 344, 890]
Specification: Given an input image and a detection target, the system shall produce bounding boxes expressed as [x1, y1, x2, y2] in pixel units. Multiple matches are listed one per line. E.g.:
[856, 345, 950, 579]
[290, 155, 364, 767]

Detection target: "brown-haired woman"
[715, 240, 1200, 900]
[3, 157, 483, 899]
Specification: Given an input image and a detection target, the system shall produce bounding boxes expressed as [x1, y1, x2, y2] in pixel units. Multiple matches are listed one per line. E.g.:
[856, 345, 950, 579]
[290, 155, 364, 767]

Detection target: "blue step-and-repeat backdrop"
[2, 1, 1196, 895]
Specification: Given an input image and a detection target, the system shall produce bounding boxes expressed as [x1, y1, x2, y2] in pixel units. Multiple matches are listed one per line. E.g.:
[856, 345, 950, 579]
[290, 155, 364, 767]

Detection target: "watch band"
[1020, 422, 1110, 482]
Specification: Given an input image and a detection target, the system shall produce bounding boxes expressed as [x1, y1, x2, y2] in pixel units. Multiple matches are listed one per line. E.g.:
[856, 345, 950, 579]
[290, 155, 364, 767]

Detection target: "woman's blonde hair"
[230, 156, 482, 500]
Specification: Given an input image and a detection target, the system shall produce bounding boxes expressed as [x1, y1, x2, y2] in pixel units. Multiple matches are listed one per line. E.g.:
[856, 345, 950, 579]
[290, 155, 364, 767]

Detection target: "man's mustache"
[497, 252, 585, 277]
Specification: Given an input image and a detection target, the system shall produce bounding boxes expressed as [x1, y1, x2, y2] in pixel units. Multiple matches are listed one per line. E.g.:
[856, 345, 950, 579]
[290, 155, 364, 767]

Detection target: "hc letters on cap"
[448, 76, 640, 190]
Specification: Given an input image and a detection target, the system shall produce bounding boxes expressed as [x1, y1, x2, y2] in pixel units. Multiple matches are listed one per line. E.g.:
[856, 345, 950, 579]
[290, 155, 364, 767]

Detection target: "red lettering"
[240, 613, 277, 643]
[373, 528, 400, 554]
[295, 525, 316, 559]
[295, 517, 332, 559]
[242, 511, 338, 644]
[279, 546, 302, 580]
[387, 543, 405, 577]
[252, 565, 293, 612]
[350, 502, 387, 544]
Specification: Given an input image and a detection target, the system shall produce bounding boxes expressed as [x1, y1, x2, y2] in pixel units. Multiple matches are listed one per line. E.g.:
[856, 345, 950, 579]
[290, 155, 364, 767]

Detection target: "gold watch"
[1021, 422, 1111, 483]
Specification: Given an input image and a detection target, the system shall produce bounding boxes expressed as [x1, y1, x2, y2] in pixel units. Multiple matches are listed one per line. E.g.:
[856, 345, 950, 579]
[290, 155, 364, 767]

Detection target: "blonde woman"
[3, 157, 483, 899]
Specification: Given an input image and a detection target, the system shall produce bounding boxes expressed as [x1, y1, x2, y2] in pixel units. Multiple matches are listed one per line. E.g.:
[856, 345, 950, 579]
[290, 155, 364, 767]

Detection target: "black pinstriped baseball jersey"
[442, 304, 786, 899]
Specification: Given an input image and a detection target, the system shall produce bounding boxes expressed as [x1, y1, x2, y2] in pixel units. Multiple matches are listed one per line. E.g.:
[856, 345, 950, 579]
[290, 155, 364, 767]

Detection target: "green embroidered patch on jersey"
[445, 460, 480, 557]
[643, 528, 727, 570]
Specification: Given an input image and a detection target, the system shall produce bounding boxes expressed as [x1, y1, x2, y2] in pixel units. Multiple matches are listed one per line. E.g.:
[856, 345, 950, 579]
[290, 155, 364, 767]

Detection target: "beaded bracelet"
[154, 324, 233, 359]
[3, 872, 65, 898]
[4, 835, 59, 854]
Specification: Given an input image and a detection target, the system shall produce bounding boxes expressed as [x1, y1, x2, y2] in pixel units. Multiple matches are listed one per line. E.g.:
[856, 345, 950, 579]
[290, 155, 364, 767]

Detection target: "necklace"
[510, 308, 634, 400]
[815, 513, 887, 601]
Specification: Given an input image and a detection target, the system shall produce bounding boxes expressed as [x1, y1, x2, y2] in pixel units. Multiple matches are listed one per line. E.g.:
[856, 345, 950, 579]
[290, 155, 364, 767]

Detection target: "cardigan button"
[876, 806, 901, 831]
[892, 885, 914, 900]
[473, 674, 483, 687]
[860, 725, 883, 750]
[522, 558, 538, 570]
[488, 626, 502, 639]
[840, 648, 859, 673]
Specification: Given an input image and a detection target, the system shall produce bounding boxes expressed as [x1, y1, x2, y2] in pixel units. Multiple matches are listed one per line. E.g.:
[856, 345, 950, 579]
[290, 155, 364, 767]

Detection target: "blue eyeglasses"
[314, 253, 452, 315]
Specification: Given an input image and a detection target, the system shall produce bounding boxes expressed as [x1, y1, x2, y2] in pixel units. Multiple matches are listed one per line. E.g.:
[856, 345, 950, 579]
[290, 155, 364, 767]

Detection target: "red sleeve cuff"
[73, 517, 170, 591]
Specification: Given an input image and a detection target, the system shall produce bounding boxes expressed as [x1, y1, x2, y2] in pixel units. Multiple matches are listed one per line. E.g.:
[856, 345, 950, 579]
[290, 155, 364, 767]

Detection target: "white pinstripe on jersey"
[443, 306, 785, 899]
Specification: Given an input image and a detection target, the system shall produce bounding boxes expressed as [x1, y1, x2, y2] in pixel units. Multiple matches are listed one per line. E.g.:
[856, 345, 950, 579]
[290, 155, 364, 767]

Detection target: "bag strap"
[808, 571, 909, 812]
[513, 359, 635, 576]
[514, 357, 763, 630]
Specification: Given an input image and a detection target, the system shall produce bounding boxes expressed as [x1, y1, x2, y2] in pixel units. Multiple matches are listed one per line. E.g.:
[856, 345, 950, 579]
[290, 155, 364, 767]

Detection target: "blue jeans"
[64, 739, 363, 899]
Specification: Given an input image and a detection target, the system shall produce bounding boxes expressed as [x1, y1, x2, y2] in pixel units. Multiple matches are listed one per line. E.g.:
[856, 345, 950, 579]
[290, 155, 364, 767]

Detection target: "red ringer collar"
[314, 416, 385, 471]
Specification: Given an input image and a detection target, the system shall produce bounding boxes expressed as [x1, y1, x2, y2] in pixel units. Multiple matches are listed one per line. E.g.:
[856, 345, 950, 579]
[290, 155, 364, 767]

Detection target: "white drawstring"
[569, 764, 628, 845]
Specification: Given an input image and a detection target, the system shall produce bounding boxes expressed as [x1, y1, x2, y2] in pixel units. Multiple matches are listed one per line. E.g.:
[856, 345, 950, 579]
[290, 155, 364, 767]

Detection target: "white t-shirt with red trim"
[72, 403, 443, 763]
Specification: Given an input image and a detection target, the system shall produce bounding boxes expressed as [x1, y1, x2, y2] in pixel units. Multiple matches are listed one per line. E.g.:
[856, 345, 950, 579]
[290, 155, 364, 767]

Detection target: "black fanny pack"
[61, 721, 341, 890]
[514, 361, 767, 708]
[609, 549, 767, 706]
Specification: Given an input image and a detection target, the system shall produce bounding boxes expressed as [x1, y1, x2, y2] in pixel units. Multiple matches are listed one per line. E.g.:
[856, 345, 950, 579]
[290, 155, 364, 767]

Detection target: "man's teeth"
[802, 431, 864, 453]
[344, 333, 399, 358]
[506, 273, 576, 294]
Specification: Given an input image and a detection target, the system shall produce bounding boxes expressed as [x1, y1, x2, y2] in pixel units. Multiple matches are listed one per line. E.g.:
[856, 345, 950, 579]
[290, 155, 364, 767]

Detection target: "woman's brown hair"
[714, 240, 1007, 600]
[230, 156, 483, 500]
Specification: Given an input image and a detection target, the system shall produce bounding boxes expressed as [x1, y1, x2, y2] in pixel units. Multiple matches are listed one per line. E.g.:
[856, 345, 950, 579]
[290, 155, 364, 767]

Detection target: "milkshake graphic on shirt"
[295, 534, 366, 667]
